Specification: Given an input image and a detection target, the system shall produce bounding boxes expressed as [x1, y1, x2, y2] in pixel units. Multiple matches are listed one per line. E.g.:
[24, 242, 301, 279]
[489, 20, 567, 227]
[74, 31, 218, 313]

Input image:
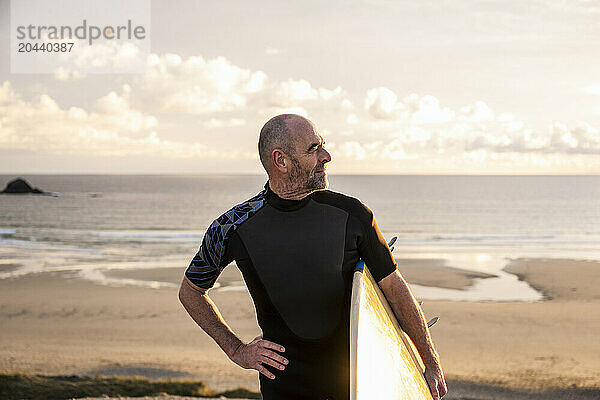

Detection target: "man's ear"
[271, 149, 287, 173]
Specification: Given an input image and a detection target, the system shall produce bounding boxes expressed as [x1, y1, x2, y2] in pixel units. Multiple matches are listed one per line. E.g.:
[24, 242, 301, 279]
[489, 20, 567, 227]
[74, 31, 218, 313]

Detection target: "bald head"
[258, 114, 312, 171]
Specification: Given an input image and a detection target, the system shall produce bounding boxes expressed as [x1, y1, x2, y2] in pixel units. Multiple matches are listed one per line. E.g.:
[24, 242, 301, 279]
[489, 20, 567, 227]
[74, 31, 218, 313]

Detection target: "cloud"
[2, 51, 599, 173]
[346, 113, 358, 125]
[582, 84, 600, 96]
[54, 67, 86, 81]
[459, 101, 495, 122]
[272, 79, 319, 103]
[359, 86, 600, 157]
[45, 39, 148, 75]
[265, 47, 282, 56]
[93, 84, 157, 133]
[66, 41, 144, 70]
[202, 118, 246, 129]
[0, 52, 358, 164]
[0, 81, 250, 159]
[458, 120, 600, 155]
[257, 78, 353, 124]
[268, 79, 349, 110]
[365, 88, 455, 124]
[134, 53, 353, 118]
[365, 87, 402, 120]
[137, 54, 267, 114]
[337, 141, 368, 160]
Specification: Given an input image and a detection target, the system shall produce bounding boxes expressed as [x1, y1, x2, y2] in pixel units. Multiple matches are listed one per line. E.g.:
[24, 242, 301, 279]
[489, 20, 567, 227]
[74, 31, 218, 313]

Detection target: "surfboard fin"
[387, 236, 397, 248]
[427, 316, 439, 328]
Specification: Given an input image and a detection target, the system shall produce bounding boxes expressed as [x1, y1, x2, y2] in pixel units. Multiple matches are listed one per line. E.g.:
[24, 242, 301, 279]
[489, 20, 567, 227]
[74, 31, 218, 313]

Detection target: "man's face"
[287, 120, 332, 191]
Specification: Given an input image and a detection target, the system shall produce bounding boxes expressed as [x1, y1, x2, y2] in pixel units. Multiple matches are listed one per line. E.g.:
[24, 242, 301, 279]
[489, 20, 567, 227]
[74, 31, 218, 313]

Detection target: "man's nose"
[320, 147, 332, 163]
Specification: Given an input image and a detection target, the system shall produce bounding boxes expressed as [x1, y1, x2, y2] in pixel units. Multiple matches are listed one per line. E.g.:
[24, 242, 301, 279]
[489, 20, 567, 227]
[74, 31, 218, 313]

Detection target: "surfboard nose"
[354, 260, 365, 272]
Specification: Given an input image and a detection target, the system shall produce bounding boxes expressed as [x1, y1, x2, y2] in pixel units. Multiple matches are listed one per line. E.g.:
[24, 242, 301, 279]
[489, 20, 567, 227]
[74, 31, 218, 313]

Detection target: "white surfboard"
[350, 260, 433, 400]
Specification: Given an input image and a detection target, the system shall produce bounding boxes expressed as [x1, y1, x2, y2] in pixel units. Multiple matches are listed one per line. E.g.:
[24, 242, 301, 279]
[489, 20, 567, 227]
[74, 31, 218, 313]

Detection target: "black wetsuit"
[184, 182, 397, 400]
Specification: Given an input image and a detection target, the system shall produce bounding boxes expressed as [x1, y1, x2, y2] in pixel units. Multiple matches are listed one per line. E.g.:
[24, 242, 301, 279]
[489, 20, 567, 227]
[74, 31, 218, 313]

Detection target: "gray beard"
[286, 157, 328, 194]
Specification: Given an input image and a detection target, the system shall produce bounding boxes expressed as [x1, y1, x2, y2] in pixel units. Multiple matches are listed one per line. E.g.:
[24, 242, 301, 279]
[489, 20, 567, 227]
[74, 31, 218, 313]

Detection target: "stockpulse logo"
[15, 20, 147, 46]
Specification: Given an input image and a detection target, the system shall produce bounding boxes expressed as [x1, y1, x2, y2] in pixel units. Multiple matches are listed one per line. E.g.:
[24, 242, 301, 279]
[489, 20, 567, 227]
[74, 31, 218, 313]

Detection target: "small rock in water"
[1, 177, 57, 196]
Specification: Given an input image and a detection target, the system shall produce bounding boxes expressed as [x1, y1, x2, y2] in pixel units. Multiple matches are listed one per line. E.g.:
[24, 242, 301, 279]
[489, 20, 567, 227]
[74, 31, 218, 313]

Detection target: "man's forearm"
[178, 276, 243, 359]
[379, 270, 440, 368]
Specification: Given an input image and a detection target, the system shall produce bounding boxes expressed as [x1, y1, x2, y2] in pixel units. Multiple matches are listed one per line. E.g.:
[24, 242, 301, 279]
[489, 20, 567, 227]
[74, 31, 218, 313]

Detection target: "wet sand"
[1, 258, 599, 399]
[504, 258, 600, 301]
[0, 262, 19, 273]
[425, 258, 600, 394]
[396, 258, 497, 290]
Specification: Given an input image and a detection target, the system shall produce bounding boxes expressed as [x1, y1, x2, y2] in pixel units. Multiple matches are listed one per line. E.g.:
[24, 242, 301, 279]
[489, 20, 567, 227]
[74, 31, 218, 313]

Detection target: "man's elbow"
[378, 269, 412, 299]
[378, 269, 400, 292]
[178, 276, 208, 307]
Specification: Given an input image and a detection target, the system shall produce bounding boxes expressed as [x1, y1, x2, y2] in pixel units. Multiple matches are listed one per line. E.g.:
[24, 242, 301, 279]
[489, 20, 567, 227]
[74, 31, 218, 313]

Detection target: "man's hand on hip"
[229, 335, 288, 379]
[424, 364, 447, 399]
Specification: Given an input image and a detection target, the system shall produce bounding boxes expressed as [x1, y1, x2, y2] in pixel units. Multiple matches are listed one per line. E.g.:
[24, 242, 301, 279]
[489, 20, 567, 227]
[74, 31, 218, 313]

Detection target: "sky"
[1, 0, 600, 174]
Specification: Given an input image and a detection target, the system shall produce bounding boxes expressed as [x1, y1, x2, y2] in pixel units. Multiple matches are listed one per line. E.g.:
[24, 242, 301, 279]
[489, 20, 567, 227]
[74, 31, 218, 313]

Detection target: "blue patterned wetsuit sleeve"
[184, 189, 266, 290]
[184, 231, 231, 290]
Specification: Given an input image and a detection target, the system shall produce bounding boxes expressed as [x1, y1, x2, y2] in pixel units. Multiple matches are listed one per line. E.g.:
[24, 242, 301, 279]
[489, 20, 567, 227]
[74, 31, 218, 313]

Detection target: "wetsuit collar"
[264, 181, 313, 212]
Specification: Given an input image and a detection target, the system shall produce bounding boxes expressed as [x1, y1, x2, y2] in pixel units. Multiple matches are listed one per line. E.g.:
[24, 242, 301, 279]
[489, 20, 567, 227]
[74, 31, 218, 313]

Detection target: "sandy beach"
[1, 258, 599, 399]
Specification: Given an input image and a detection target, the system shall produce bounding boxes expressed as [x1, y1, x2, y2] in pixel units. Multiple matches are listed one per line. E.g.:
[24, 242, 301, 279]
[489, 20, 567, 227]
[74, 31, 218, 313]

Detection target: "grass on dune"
[0, 372, 261, 400]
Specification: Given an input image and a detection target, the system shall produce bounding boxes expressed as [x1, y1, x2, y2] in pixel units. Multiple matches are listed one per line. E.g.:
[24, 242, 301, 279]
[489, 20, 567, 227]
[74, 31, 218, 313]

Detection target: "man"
[179, 114, 447, 400]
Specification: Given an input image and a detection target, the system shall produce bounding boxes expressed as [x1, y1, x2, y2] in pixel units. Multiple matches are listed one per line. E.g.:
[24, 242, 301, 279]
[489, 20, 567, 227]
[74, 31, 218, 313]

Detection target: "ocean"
[1, 174, 599, 301]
